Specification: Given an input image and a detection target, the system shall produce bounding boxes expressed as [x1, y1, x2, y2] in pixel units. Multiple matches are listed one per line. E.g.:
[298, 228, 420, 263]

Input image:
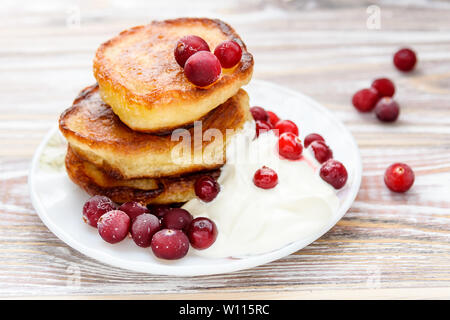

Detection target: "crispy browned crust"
[93, 17, 253, 132]
[65, 146, 221, 204]
[59, 84, 251, 179]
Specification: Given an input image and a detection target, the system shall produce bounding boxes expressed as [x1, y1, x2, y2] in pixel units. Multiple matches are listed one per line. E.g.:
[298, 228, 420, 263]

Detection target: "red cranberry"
[310, 140, 333, 164]
[304, 133, 325, 149]
[375, 97, 400, 122]
[255, 120, 272, 137]
[184, 51, 221, 87]
[161, 208, 193, 232]
[319, 159, 348, 190]
[384, 163, 415, 193]
[250, 106, 269, 122]
[82, 195, 116, 228]
[214, 40, 242, 68]
[194, 176, 220, 202]
[274, 120, 299, 136]
[151, 229, 189, 260]
[371, 78, 395, 97]
[118, 201, 149, 221]
[149, 204, 171, 218]
[131, 214, 161, 248]
[393, 48, 417, 72]
[352, 88, 379, 112]
[278, 132, 303, 160]
[187, 217, 218, 250]
[97, 210, 130, 244]
[174, 35, 210, 68]
[267, 111, 280, 127]
[253, 166, 278, 189]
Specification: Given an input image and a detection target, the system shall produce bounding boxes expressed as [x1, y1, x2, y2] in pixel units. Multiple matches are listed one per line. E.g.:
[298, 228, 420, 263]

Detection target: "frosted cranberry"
[319, 159, 348, 190]
[375, 97, 400, 122]
[131, 214, 161, 248]
[393, 48, 417, 72]
[151, 229, 189, 260]
[250, 106, 269, 122]
[255, 120, 272, 137]
[352, 88, 379, 112]
[97, 210, 130, 244]
[304, 133, 325, 149]
[253, 166, 278, 189]
[267, 111, 280, 127]
[187, 217, 218, 250]
[371, 78, 395, 97]
[118, 201, 149, 221]
[384, 163, 415, 193]
[161, 208, 193, 232]
[275, 120, 299, 136]
[149, 204, 171, 218]
[82, 195, 116, 228]
[184, 51, 221, 87]
[310, 140, 333, 164]
[195, 176, 220, 202]
[278, 132, 303, 160]
[214, 40, 242, 68]
[174, 35, 210, 68]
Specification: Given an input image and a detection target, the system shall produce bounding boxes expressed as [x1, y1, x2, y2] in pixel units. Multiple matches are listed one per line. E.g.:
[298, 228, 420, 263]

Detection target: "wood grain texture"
[0, 0, 449, 299]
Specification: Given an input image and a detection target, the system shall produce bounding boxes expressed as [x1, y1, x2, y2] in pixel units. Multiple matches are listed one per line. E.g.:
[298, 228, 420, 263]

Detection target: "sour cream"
[183, 122, 339, 258]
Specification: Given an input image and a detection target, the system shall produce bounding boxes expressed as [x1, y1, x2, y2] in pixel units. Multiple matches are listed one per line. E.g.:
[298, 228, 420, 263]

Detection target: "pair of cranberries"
[82, 196, 218, 260]
[174, 35, 242, 87]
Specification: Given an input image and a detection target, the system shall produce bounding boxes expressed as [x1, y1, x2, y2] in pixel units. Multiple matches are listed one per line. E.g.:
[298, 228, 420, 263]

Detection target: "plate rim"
[28, 79, 362, 276]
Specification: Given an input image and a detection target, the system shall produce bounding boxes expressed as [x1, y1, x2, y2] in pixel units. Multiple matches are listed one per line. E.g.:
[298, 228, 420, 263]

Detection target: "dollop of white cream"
[183, 122, 339, 258]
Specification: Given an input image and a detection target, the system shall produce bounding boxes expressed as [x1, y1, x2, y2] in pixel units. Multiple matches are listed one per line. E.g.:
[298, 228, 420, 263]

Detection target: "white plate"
[29, 80, 362, 276]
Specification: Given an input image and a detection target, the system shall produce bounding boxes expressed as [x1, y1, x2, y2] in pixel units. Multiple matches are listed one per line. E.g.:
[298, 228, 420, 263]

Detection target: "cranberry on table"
[82, 195, 116, 228]
[184, 51, 221, 87]
[374, 97, 400, 122]
[195, 176, 220, 202]
[131, 214, 161, 248]
[250, 106, 269, 122]
[393, 48, 417, 72]
[278, 132, 303, 160]
[118, 201, 149, 221]
[371, 78, 395, 97]
[214, 40, 242, 68]
[253, 166, 278, 189]
[319, 159, 348, 190]
[149, 204, 171, 218]
[304, 133, 325, 149]
[274, 120, 299, 136]
[310, 140, 333, 164]
[151, 229, 190, 260]
[97, 210, 130, 244]
[187, 217, 218, 250]
[267, 111, 280, 127]
[161, 208, 193, 232]
[352, 88, 379, 112]
[174, 35, 210, 68]
[255, 120, 272, 137]
[384, 163, 415, 193]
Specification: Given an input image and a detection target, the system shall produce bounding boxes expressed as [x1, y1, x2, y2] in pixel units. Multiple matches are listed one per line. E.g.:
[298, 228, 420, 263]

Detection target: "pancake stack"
[59, 18, 254, 205]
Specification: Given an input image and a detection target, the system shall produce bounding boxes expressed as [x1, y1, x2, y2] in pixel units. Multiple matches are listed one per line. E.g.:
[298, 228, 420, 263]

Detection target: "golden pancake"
[59, 84, 251, 179]
[93, 17, 253, 132]
[65, 146, 221, 204]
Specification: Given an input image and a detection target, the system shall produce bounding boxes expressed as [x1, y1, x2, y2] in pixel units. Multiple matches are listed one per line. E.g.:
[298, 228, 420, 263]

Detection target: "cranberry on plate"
[97, 210, 130, 244]
[184, 51, 221, 87]
[174, 35, 210, 67]
[319, 159, 348, 190]
[393, 48, 417, 72]
[371, 78, 395, 97]
[309, 140, 333, 164]
[151, 229, 190, 260]
[161, 208, 193, 232]
[278, 132, 303, 160]
[253, 166, 278, 189]
[214, 40, 242, 68]
[352, 88, 380, 112]
[304, 133, 325, 149]
[82, 195, 116, 228]
[118, 201, 149, 221]
[374, 97, 400, 122]
[131, 214, 161, 248]
[250, 106, 269, 122]
[255, 120, 272, 137]
[187, 217, 218, 250]
[195, 176, 220, 202]
[384, 163, 415, 193]
[149, 204, 172, 218]
[274, 120, 299, 136]
[266, 111, 280, 127]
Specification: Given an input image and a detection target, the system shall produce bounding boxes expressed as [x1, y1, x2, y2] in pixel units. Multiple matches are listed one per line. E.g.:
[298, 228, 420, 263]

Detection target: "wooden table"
[1, 0, 449, 299]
